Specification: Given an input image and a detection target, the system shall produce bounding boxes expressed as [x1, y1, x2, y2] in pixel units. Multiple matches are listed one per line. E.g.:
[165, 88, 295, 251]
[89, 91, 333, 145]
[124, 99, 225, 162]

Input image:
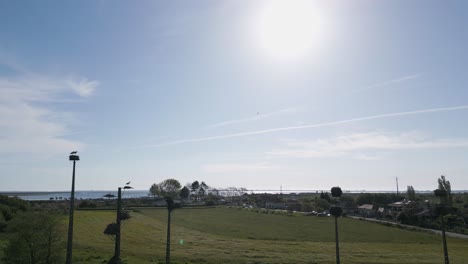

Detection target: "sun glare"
[255, 1, 322, 61]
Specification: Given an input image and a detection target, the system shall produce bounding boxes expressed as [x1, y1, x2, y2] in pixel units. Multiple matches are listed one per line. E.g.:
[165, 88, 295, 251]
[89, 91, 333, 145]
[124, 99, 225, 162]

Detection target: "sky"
[1, 0, 468, 192]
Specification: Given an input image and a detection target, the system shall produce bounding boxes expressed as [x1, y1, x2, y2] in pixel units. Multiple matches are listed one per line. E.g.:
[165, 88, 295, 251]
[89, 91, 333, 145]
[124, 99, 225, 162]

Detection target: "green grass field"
[69, 207, 468, 264]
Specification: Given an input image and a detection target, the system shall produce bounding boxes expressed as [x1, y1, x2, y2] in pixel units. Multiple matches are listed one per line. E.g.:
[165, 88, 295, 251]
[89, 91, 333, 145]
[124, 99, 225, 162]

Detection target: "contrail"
[139, 105, 468, 148]
[352, 74, 420, 93]
[207, 107, 296, 128]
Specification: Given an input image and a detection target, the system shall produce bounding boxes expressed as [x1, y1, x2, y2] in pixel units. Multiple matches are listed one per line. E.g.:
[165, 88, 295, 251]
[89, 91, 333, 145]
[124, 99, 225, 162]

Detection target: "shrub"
[78, 200, 97, 209]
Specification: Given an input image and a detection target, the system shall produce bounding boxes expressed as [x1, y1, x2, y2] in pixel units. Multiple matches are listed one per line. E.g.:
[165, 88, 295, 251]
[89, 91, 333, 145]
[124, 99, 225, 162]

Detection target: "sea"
[0, 190, 151, 201]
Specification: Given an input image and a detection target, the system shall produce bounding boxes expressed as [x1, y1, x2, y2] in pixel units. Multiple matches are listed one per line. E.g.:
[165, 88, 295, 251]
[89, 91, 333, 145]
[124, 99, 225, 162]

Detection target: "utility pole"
[166, 198, 175, 264]
[434, 191, 450, 264]
[442, 217, 449, 264]
[330, 186, 343, 264]
[396, 177, 399, 196]
[114, 187, 122, 263]
[66, 152, 79, 264]
[335, 215, 340, 264]
[109, 183, 132, 264]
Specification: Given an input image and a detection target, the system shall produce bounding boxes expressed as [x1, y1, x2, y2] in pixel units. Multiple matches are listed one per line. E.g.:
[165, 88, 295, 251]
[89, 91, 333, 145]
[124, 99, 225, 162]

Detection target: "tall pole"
[330, 187, 343, 264]
[66, 153, 79, 264]
[396, 177, 399, 196]
[442, 217, 450, 264]
[335, 216, 340, 264]
[166, 210, 171, 264]
[113, 187, 122, 263]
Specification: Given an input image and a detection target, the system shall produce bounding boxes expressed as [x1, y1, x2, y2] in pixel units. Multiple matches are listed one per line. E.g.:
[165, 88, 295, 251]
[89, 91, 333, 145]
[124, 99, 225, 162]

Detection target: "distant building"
[358, 204, 376, 217]
[388, 200, 412, 212]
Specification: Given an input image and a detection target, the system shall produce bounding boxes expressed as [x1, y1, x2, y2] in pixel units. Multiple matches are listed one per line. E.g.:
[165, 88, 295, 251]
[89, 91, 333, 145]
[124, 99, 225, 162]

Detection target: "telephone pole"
[66, 152, 79, 264]
[396, 177, 399, 196]
[113, 187, 122, 263]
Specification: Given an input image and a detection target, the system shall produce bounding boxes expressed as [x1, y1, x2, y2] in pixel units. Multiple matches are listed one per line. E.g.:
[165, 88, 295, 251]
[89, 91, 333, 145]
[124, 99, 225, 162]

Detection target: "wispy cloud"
[0, 73, 99, 156]
[137, 105, 468, 148]
[267, 132, 468, 159]
[0, 74, 99, 102]
[352, 74, 420, 94]
[207, 107, 296, 128]
[67, 77, 99, 97]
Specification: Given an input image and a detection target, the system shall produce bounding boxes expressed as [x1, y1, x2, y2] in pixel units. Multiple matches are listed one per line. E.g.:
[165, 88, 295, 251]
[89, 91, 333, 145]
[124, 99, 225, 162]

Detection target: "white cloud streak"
[267, 132, 468, 159]
[0, 74, 99, 155]
[207, 107, 296, 128]
[352, 74, 420, 93]
[138, 105, 468, 148]
[0, 74, 98, 102]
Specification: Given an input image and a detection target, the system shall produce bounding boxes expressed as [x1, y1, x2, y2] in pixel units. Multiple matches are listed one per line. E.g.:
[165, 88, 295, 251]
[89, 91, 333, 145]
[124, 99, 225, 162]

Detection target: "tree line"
[1, 175, 466, 263]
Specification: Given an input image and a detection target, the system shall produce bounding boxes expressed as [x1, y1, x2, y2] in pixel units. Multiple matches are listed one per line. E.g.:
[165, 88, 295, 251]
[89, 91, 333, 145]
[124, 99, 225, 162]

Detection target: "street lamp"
[66, 151, 79, 264]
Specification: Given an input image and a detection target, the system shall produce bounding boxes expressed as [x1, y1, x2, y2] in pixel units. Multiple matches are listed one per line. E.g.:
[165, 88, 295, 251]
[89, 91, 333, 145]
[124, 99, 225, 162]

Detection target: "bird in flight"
[126, 181, 131, 185]
[70, 151, 77, 155]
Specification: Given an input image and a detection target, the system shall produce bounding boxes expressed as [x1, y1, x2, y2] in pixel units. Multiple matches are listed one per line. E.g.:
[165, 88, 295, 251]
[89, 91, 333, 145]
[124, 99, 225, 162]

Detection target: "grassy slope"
[71, 207, 468, 264]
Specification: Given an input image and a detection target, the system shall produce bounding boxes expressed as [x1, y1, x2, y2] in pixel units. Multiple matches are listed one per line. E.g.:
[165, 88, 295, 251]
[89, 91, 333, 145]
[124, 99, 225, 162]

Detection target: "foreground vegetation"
[69, 207, 468, 264]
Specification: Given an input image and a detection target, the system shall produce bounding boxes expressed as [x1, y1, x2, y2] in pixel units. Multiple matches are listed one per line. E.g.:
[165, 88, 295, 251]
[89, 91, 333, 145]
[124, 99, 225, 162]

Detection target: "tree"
[191, 181, 200, 190]
[191, 181, 200, 193]
[314, 198, 330, 212]
[179, 186, 190, 200]
[331, 187, 343, 198]
[198, 187, 206, 200]
[3, 212, 64, 264]
[356, 193, 373, 205]
[200, 181, 209, 190]
[0, 195, 29, 224]
[320, 191, 331, 202]
[407, 185, 416, 201]
[434, 175, 453, 264]
[150, 179, 181, 198]
[437, 175, 453, 206]
[151, 179, 182, 264]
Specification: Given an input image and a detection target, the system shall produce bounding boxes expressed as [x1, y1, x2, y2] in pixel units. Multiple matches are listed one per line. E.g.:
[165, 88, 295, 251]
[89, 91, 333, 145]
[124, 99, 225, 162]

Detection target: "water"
[3, 189, 466, 201]
[1, 190, 151, 201]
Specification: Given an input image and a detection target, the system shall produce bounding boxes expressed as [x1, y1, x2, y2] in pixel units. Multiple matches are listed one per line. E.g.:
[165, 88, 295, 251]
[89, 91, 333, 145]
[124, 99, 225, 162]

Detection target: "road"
[348, 216, 468, 239]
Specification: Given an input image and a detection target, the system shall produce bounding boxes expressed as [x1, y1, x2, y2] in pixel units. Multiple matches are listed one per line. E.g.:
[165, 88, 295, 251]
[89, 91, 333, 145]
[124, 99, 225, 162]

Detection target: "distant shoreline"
[0, 190, 151, 201]
[1, 189, 467, 196]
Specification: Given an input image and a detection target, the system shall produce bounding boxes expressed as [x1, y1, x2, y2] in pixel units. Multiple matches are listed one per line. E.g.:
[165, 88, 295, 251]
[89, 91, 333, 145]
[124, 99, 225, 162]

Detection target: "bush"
[3, 212, 64, 264]
[0, 204, 13, 221]
[78, 200, 97, 208]
[0, 215, 7, 232]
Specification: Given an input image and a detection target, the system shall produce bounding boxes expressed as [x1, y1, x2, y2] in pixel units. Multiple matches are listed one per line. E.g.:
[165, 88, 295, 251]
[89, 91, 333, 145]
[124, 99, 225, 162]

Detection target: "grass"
[67, 207, 468, 264]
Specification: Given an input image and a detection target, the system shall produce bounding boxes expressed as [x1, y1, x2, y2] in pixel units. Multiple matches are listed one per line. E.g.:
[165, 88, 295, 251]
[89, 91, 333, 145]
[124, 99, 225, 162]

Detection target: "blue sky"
[1, 0, 468, 192]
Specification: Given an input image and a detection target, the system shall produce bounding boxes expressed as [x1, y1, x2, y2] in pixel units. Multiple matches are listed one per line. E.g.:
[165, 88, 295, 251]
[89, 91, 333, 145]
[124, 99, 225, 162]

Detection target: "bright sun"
[255, 1, 322, 61]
